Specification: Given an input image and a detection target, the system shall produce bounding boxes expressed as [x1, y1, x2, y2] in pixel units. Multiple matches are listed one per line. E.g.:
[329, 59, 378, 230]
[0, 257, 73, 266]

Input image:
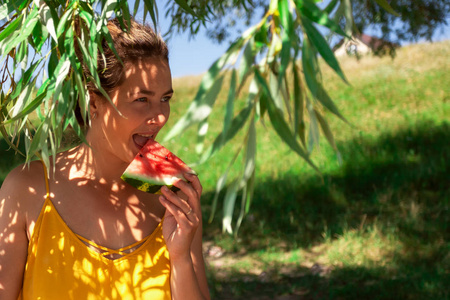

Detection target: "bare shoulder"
[0, 160, 48, 218]
[0, 161, 46, 299]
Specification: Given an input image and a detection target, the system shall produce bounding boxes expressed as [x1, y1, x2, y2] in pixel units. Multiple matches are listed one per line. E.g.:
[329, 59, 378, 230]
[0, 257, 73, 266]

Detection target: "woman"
[0, 18, 210, 299]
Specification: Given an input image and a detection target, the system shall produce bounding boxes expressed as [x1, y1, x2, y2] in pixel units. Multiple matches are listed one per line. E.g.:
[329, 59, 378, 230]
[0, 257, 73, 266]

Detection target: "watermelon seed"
[165, 155, 168, 160]
[139, 154, 143, 158]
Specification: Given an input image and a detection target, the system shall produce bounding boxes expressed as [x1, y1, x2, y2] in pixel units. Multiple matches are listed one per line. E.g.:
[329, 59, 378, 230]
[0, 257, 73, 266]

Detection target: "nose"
[147, 114, 167, 125]
[146, 104, 168, 125]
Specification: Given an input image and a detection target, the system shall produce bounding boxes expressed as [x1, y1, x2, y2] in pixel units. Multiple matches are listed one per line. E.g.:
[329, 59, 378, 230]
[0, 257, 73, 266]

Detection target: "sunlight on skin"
[0, 56, 209, 298]
[98, 218, 107, 240]
[94, 59, 171, 168]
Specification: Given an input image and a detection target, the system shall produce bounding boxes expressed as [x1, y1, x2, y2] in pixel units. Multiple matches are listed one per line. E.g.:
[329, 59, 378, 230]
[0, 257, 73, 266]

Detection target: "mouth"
[133, 133, 156, 149]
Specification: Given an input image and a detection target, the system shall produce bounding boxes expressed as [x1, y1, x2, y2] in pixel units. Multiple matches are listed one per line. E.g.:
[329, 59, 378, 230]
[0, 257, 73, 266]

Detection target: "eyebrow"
[130, 89, 174, 97]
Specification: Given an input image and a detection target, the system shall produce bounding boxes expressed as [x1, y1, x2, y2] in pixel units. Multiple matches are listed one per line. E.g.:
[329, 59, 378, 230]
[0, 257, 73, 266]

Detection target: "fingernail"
[163, 186, 169, 191]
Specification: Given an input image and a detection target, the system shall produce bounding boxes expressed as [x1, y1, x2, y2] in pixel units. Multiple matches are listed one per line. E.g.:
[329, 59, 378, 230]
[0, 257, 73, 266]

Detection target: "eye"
[134, 97, 147, 103]
[161, 96, 172, 102]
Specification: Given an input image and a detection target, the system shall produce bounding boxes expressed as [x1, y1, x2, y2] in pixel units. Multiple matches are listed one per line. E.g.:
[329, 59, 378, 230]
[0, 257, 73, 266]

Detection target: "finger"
[172, 179, 198, 204]
[159, 196, 196, 225]
[185, 173, 202, 196]
[160, 186, 191, 214]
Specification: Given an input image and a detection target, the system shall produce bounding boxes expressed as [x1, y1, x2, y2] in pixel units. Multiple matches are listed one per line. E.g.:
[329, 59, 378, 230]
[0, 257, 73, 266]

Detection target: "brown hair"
[75, 18, 169, 126]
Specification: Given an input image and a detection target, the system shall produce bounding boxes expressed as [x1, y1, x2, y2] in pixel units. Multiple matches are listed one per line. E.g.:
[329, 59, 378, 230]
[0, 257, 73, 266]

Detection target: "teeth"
[139, 134, 154, 138]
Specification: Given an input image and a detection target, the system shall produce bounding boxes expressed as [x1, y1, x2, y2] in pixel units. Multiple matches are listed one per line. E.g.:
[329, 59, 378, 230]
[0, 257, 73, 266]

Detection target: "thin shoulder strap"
[41, 161, 51, 199]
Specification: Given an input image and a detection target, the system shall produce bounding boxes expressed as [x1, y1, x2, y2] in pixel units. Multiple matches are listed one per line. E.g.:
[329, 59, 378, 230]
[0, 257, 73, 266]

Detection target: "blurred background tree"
[165, 0, 450, 44]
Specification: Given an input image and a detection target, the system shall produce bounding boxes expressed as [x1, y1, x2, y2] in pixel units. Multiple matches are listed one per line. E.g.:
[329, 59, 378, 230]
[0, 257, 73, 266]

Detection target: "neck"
[64, 139, 129, 191]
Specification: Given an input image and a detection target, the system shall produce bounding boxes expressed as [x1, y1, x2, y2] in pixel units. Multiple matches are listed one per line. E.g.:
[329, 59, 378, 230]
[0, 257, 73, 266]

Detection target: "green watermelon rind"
[121, 174, 182, 194]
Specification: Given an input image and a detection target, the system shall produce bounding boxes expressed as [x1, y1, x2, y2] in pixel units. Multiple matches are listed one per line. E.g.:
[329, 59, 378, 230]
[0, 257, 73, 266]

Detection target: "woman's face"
[90, 57, 172, 164]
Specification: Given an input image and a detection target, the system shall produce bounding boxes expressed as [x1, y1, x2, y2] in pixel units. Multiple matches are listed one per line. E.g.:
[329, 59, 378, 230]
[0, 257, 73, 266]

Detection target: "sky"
[149, 1, 252, 79]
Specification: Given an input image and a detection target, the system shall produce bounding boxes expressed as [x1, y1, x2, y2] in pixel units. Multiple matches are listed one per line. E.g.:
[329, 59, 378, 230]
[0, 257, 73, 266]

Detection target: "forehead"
[120, 58, 172, 94]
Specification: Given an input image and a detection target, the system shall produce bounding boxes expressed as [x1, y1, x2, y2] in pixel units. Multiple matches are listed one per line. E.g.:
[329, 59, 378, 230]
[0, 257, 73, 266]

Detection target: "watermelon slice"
[121, 139, 195, 194]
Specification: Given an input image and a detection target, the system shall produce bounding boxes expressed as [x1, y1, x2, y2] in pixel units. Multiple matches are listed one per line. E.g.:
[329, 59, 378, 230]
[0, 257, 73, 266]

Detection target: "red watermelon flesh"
[121, 139, 195, 193]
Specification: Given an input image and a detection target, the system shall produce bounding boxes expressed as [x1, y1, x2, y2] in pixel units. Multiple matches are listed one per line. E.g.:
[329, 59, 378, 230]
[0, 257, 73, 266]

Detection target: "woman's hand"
[158, 173, 202, 261]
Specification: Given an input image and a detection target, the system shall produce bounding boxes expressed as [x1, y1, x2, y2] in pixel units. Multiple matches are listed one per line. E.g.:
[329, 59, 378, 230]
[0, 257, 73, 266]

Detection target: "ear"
[89, 92, 103, 118]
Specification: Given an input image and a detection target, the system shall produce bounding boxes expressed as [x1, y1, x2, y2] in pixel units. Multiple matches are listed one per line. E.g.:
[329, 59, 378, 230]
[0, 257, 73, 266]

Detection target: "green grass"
[1, 40, 449, 299]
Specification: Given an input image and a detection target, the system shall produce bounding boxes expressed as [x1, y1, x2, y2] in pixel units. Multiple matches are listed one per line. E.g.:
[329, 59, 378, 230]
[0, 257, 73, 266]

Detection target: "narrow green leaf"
[56, 7, 73, 38]
[208, 147, 241, 223]
[306, 99, 319, 153]
[133, 0, 141, 16]
[79, 10, 94, 28]
[235, 184, 247, 237]
[38, 122, 50, 168]
[238, 38, 254, 88]
[254, 69, 318, 172]
[302, 17, 348, 84]
[101, 24, 121, 67]
[374, 0, 400, 16]
[143, 0, 158, 30]
[222, 178, 240, 234]
[278, 0, 293, 36]
[293, 63, 305, 144]
[315, 83, 348, 123]
[56, 81, 72, 126]
[195, 75, 225, 153]
[301, 37, 319, 98]
[99, 0, 119, 20]
[302, 39, 348, 123]
[222, 69, 237, 144]
[324, 0, 339, 14]
[245, 167, 256, 214]
[0, 14, 22, 43]
[173, 0, 198, 18]
[40, 3, 58, 42]
[72, 62, 88, 126]
[32, 22, 48, 52]
[27, 121, 45, 161]
[47, 42, 59, 78]
[63, 26, 75, 58]
[68, 111, 88, 145]
[296, 0, 348, 37]
[242, 116, 256, 182]
[235, 120, 256, 234]
[13, 8, 39, 43]
[76, 37, 95, 75]
[341, 0, 354, 37]
[0, 124, 24, 156]
[314, 109, 339, 153]
[10, 77, 38, 121]
[199, 103, 252, 164]
[49, 58, 71, 106]
[9, 57, 43, 100]
[195, 121, 208, 154]
[278, 35, 292, 88]
[5, 89, 46, 124]
[257, 89, 268, 122]
[269, 70, 284, 113]
[120, 0, 132, 29]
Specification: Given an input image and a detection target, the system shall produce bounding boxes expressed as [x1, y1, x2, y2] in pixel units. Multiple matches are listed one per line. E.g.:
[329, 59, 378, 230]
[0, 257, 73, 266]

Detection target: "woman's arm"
[0, 167, 33, 299]
[159, 173, 211, 300]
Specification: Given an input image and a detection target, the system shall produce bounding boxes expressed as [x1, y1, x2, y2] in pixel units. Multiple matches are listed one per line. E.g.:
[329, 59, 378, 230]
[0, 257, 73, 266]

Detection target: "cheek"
[164, 105, 170, 122]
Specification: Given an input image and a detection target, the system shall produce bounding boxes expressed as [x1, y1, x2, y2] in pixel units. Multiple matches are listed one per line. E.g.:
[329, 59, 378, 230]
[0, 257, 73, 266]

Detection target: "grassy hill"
[1, 40, 449, 299]
[166, 40, 449, 299]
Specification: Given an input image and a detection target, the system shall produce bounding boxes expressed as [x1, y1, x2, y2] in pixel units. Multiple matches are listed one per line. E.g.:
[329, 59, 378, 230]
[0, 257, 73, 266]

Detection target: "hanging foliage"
[0, 0, 397, 234]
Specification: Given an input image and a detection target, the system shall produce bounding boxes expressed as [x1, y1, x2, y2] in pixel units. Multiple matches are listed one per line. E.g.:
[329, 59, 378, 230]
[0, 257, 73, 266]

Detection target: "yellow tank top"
[19, 171, 171, 299]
